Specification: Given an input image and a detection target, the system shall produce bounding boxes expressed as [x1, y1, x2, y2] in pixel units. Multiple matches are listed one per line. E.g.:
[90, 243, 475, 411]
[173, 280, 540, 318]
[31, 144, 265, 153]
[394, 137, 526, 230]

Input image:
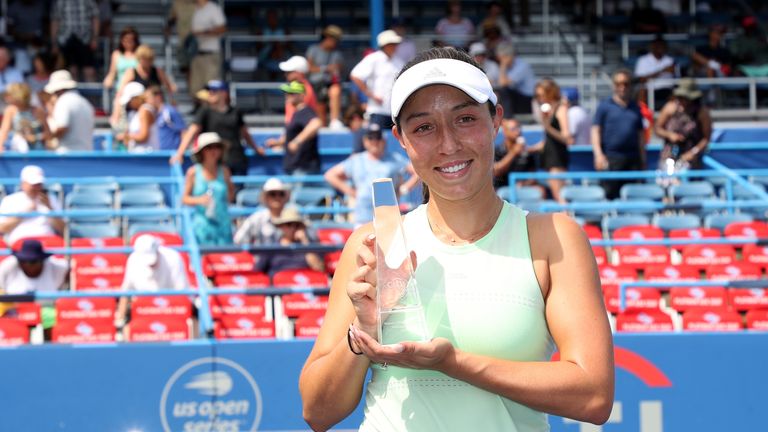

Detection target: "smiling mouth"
[436, 160, 471, 174]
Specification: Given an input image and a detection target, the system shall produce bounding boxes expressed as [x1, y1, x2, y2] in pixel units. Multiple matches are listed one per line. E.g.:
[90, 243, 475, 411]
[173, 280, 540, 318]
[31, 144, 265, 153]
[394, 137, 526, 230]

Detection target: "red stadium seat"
[683, 309, 743, 332]
[272, 269, 329, 287]
[669, 286, 728, 312]
[281, 293, 329, 317]
[603, 285, 662, 314]
[73, 273, 123, 291]
[214, 315, 275, 339]
[295, 311, 325, 338]
[615, 245, 670, 270]
[724, 221, 768, 241]
[213, 272, 270, 289]
[72, 254, 127, 277]
[56, 297, 116, 322]
[681, 244, 736, 270]
[70, 237, 124, 248]
[746, 309, 768, 330]
[129, 232, 183, 247]
[12, 235, 64, 251]
[705, 262, 762, 281]
[15, 302, 41, 326]
[52, 320, 115, 343]
[728, 288, 768, 312]
[598, 265, 637, 291]
[209, 294, 268, 319]
[131, 296, 193, 319]
[0, 318, 29, 345]
[612, 225, 664, 240]
[324, 250, 343, 276]
[592, 246, 607, 266]
[582, 224, 602, 240]
[616, 310, 674, 332]
[668, 228, 720, 251]
[127, 316, 190, 342]
[202, 252, 254, 276]
[317, 228, 353, 245]
[643, 264, 700, 283]
[742, 244, 768, 270]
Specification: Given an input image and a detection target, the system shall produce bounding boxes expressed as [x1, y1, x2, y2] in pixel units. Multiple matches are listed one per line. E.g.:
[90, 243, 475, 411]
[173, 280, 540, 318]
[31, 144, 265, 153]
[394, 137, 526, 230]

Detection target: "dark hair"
[118, 27, 141, 53]
[394, 47, 496, 203]
[33, 51, 56, 74]
[612, 68, 634, 83]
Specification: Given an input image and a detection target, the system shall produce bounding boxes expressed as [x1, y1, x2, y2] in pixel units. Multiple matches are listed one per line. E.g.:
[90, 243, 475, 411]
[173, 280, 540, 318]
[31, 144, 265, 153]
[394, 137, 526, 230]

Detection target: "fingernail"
[367, 234, 375, 241]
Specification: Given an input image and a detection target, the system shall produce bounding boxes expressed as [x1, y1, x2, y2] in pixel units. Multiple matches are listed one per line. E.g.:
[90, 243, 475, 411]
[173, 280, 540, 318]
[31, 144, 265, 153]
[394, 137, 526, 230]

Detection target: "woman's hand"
[347, 233, 379, 337]
[350, 326, 456, 371]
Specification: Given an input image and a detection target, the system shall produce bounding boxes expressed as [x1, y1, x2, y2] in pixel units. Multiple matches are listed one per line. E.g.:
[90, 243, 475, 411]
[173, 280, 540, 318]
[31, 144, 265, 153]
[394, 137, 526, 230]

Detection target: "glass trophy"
[372, 178, 429, 345]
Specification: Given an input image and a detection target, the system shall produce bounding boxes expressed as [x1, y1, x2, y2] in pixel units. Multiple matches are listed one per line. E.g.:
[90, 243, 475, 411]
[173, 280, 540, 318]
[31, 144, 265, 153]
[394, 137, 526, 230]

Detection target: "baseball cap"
[133, 234, 160, 266]
[364, 123, 383, 140]
[20, 165, 45, 185]
[469, 42, 487, 56]
[377, 30, 402, 48]
[562, 87, 580, 104]
[280, 81, 306, 94]
[206, 80, 229, 91]
[120, 81, 146, 105]
[262, 177, 288, 192]
[390, 58, 497, 121]
[279, 56, 309, 74]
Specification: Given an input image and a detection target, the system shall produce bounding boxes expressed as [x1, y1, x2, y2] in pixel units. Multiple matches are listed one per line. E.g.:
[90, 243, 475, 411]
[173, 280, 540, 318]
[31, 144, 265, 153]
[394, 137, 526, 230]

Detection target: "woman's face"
[202, 144, 223, 162]
[139, 56, 153, 69]
[394, 84, 501, 203]
[535, 86, 552, 104]
[122, 33, 137, 52]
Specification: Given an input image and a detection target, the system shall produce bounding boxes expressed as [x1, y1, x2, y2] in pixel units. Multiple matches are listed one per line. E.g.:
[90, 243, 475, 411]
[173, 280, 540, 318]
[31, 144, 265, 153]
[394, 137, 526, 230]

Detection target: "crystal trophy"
[372, 178, 429, 345]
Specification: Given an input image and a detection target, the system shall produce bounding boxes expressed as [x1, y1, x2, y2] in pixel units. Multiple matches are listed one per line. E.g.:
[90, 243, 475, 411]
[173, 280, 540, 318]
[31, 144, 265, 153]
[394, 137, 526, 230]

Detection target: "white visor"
[390, 58, 497, 122]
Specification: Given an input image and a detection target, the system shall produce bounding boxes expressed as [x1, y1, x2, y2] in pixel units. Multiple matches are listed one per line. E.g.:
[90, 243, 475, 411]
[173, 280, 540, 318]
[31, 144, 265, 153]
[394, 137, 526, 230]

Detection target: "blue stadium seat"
[127, 223, 178, 239]
[670, 181, 716, 202]
[602, 215, 650, 236]
[69, 223, 120, 239]
[119, 189, 169, 227]
[704, 213, 754, 232]
[290, 186, 335, 207]
[66, 190, 115, 224]
[653, 214, 701, 232]
[620, 184, 665, 201]
[236, 188, 263, 208]
[561, 185, 606, 223]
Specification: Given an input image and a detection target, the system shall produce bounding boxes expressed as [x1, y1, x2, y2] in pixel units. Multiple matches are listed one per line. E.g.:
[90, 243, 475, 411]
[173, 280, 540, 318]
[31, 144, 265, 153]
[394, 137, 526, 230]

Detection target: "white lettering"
[183, 420, 242, 432]
[174, 402, 197, 417]
[196, 400, 249, 418]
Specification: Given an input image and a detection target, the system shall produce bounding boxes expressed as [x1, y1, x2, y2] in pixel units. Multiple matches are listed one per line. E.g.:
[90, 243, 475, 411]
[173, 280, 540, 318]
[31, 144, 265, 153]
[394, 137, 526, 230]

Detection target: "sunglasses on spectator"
[282, 222, 303, 229]
[613, 80, 631, 87]
[267, 191, 286, 198]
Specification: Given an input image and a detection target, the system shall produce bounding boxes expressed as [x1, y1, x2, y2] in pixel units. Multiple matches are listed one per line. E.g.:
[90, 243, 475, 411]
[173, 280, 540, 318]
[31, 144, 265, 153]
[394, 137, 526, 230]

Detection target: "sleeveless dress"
[659, 102, 705, 169]
[360, 202, 555, 431]
[131, 66, 161, 88]
[191, 164, 232, 245]
[115, 54, 138, 88]
[540, 107, 569, 170]
[127, 103, 160, 152]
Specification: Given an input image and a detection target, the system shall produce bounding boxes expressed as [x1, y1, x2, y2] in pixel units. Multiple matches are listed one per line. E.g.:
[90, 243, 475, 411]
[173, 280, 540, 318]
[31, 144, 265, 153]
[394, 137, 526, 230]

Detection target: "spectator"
[116, 82, 160, 153]
[0, 83, 51, 152]
[655, 78, 711, 171]
[562, 88, 591, 146]
[435, 0, 475, 49]
[0, 239, 68, 295]
[50, 0, 100, 82]
[692, 24, 733, 78]
[350, 30, 405, 130]
[0, 46, 25, 96]
[634, 35, 676, 110]
[324, 124, 418, 226]
[391, 18, 417, 64]
[344, 106, 366, 153]
[591, 69, 645, 200]
[629, 0, 667, 34]
[496, 42, 536, 115]
[149, 86, 186, 151]
[189, 0, 227, 96]
[257, 8, 290, 81]
[0, 166, 64, 245]
[44, 70, 95, 152]
[306, 25, 345, 129]
[26, 51, 56, 106]
[730, 16, 768, 70]
[493, 118, 538, 188]
[278, 55, 318, 123]
[7, 0, 47, 56]
[477, 1, 512, 37]
[102, 26, 140, 91]
[254, 206, 324, 276]
[114, 234, 188, 327]
[167, 0, 197, 77]
[469, 42, 500, 87]
[479, 20, 507, 58]
[234, 177, 291, 246]
[172, 80, 263, 176]
[115, 45, 176, 112]
[182, 132, 235, 245]
[531, 78, 572, 203]
[265, 81, 322, 175]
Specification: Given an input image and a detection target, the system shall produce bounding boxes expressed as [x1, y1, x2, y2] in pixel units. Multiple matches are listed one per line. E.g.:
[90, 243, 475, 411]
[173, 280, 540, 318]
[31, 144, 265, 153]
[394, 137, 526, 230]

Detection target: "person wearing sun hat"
[44, 69, 95, 152]
[265, 81, 323, 175]
[655, 77, 712, 170]
[0, 165, 65, 245]
[253, 206, 323, 276]
[182, 131, 235, 245]
[234, 177, 292, 246]
[300, 47, 614, 430]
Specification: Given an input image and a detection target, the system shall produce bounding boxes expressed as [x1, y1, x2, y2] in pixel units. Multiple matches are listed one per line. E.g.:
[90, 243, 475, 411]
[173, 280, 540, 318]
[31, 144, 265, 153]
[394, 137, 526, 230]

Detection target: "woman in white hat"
[300, 47, 613, 431]
[182, 131, 234, 245]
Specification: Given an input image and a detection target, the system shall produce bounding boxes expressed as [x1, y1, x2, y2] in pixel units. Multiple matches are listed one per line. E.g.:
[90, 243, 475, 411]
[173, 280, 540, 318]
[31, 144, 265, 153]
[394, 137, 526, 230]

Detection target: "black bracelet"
[347, 325, 363, 355]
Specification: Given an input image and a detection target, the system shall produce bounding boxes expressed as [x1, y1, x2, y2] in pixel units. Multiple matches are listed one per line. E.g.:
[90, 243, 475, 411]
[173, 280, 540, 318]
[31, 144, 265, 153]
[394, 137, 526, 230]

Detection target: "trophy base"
[379, 305, 429, 346]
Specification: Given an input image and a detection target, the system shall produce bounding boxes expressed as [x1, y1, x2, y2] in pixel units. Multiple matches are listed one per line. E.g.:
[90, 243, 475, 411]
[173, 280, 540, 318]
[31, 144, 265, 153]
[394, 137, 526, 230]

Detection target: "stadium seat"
[272, 269, 329, 287]
[670, 181, 716, 202]
[644, 264, 700, 283]
[281, 293, 330, 318]
[612, 225, 664, 240]
[72, 182, 118, 195]
[11, 235, 64, 252]
[561, 185, 606, 223]
[73, 273, 123, 291]
[235, 188, 263, 208]
[119, 188, 168, 226]
[592, 246, 607, 266]
[602, 285, 662, 314]
[127, 316, 190, 342]
[317, 227, 353, 245]
[681, 244, 736, 270]
[669, 286, 728, 312]
[213, 272, 270, 288]
[55, 297, 117, 322]
[582, 224, 602, 240]
[72, 254, 127, 278]
[290, 186, 335, 207]
[616, 310, 675, 332]
[126, 223, 178, 239]
[729, 288, 768, 312]
[615, 198, 658, 216]
[131, 296, 193, 319]
[746, 309, 768, 330]
[602, 215, 650, 237]
[704, 213, 754, 232]
[66, 190, 114, 224]
[129, 231, 183, 246]
[502, 185, 544, 202]
[202, 252, 255, 276]
[209, 294, 268, 319]
[598, 265, 638, 291]
[615, 245, 670, 270]
[742, 244, 768, 269]
[214, 315, 275, 339]
[294, 311, 325, 338]
[683, 309, 743, 332]
[69, 226, 123, 245]
[723, 221, 768, 249]
[653, 214, 701, 232]
[668, 227, 720, 251]
[119, 182, 162, 192]
[620, 183, 665, 201]
[52, 319, 116, 343]
[14, 302, 41, 326]
[705, 262, 762, 281]
[0, 318, 30, 346]
[324, 250, 343, 276]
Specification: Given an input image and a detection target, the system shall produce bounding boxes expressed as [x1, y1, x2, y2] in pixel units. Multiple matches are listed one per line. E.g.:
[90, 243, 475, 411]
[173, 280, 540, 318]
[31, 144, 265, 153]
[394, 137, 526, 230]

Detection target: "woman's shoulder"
[526, 211, 586, 246]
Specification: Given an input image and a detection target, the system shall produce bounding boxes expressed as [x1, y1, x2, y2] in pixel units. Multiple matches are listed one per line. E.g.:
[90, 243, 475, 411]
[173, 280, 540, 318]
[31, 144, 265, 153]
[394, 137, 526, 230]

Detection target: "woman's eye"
[414, 124, 432, 133]
[458, 115, 475, 123]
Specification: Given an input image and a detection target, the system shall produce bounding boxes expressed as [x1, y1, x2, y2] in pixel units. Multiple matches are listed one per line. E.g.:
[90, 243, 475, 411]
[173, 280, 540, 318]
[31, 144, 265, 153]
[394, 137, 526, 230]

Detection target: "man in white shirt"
[563, 88, 592, 146]
[115, 234, 188, 325]
[634, 35, 676, 110]
[0, 239, 68, 295]
[0, 165, 65, 246]
[350, 30, 405, 129]
[469, 42, 500, 87]
[44, 70, 95, 152]
[189, 0, 227, 96]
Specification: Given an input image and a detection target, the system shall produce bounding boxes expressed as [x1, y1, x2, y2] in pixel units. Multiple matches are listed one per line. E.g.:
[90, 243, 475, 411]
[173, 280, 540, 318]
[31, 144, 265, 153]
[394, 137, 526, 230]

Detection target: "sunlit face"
[612, 73, 632, 100]
[393, 84, 501, 203]
[502, 119, 521, 140]
[121, 33, 137, 51]
[263, 189, 289, 211]
[139, 55, 154, 69]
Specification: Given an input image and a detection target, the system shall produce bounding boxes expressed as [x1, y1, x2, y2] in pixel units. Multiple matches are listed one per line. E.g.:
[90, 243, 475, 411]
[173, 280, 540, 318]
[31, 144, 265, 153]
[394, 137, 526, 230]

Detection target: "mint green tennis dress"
[360, 202, 555, 431]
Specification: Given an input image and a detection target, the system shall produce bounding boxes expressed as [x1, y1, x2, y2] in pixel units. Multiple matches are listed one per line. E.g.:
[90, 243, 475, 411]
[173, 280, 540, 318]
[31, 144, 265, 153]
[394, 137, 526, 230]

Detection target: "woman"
[115, 82, 159, 152]
[532, 78, 573, 203]
[253, 206, 324, 276]
[0, 83, 50, 152]
[102, 27, 140, 91]
[182, 132, 234, 245]
[114, 44, 176, 117]
[299, 47, 613, 431]
[654, 78, 711, 171]
[435, 0, 475, 49]
[26, 52, 56, 106]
